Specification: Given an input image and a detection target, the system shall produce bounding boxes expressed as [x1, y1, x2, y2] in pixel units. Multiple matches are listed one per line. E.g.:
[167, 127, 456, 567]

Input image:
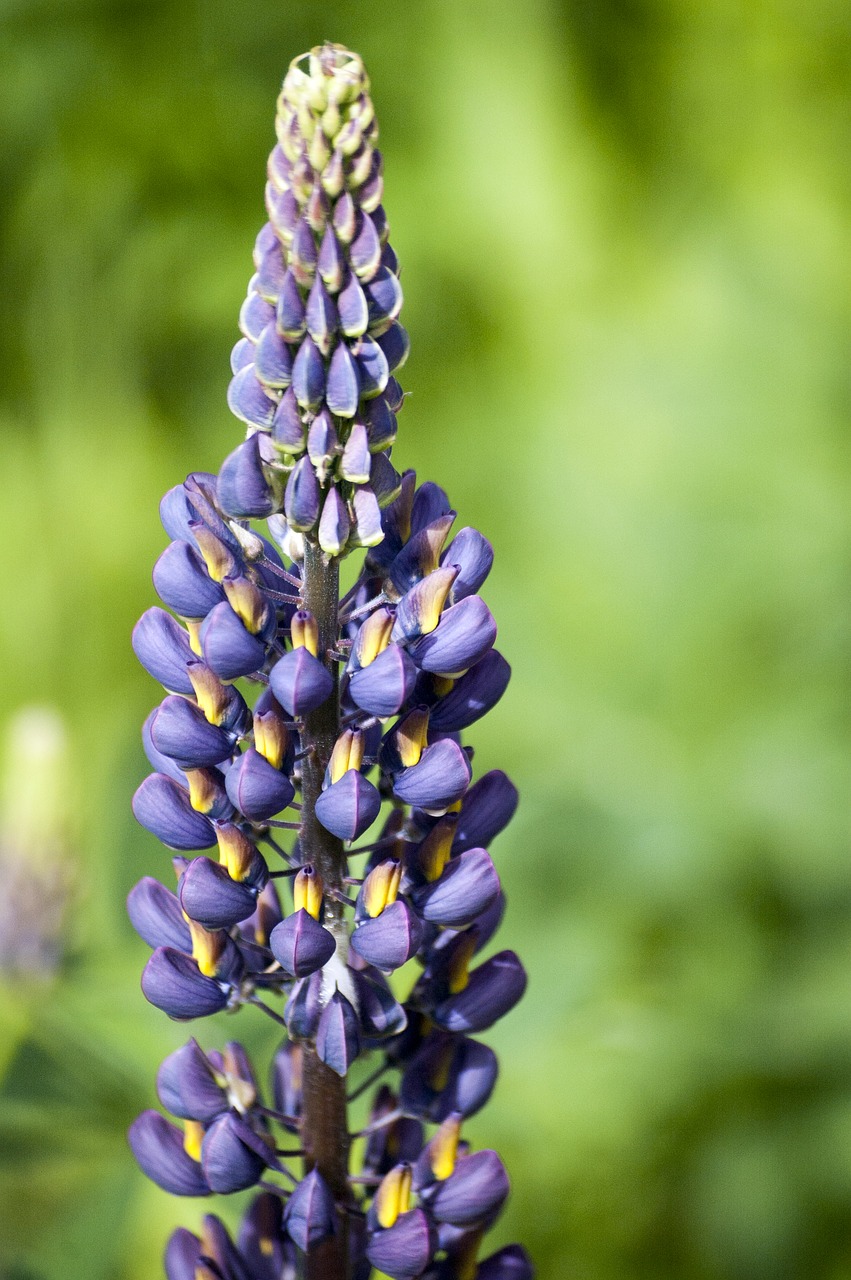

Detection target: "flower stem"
[298, 539, 351, 1280]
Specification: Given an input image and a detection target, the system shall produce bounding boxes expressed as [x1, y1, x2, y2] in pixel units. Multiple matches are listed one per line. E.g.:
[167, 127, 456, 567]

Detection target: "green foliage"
[0, 1, 849, 1277]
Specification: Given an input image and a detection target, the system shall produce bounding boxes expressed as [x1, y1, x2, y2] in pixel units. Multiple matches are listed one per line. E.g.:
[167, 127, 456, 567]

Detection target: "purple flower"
[129, 46, 530, 1278]
[128, 1111, 210, 1197]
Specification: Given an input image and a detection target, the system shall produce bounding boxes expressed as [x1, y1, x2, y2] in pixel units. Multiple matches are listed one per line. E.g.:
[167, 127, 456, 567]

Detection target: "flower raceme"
[128, 43, 532, 1280]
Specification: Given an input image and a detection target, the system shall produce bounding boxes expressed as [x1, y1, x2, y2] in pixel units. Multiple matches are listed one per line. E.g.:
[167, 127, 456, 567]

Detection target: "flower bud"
[156, 1039, 227, 1124]
[269, 908, 336, 977]
[315, 769, 381, 841]
[316, 989, 360, 1075]
[269, 646, 333, 716]
[285, 1168, 337, 1252]
[227, 363, 278, 430]
[201, 1113, 273, 1194]
[217, 435, 276, 519]
[318, 486, 351, 556]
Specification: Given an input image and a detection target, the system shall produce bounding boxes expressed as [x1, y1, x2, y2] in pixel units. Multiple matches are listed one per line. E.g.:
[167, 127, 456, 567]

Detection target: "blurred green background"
[1, 0, 849, 1276]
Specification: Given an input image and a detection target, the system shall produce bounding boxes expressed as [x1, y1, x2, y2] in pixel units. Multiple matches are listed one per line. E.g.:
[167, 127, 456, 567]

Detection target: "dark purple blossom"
[129, 43, 531, 1280]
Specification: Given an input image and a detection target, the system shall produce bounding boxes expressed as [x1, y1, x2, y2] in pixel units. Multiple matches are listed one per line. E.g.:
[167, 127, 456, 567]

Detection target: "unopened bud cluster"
[128, 43, 532, 1280]
[225, 44, 406, 558]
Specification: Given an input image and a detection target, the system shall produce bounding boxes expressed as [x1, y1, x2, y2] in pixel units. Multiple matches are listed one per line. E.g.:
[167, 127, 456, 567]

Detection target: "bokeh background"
[1, 1, 849, 1277]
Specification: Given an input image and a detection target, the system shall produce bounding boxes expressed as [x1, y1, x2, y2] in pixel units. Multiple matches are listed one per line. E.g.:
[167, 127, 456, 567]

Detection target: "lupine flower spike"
[129, 43, 532, 1280]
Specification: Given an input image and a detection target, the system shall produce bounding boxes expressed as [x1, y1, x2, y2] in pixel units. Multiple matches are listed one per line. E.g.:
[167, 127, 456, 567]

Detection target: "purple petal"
[201, 1113, 271, 1194]
[361, 395, 397, 451]
[284, 970, 323, 1038]
[353, 335, 389, 398]
[133, 608, 196, 694]
[428, 651, 510, 733]
[227, 364, 278, 430]
[318, 486, 351, 556]
[305, 276, 339, 356]
[407, 596, 497, 676]
[442, 527, 494, 601]
[225, 748, 295, 822]
[351, 485, 384, 548]
[318, 226, 345, 292]
[132, 773, 217, 850]
[151, 694, 236, 769]
[179, 857, 260, 930]
[366, 1209, 437, 1280]
[351, 900, 424, 972]
[476, 1245, 534, 1280]
[128, 1111, 210, 1197]
[141, 947, 231, 1020]
[349, 644, 417, 717]
[153, 541, 225, 621]
[269, 647, 334, 717]
[364, 266, 403, 334]
[269, 908, 336, 978]
[424, 1150, 509, 1226]
[218, 434, 276, 519]
[230, 337, 254, 373]
[285, 1168, 337, 1252]
[411, 848, 500, 928]
[392, 740, 471, 812]
[315, 770, 381, 841]
[164, 1228, 201, 1280]
[200, 601, 268, 681]
[433, 951, 527, 1033]
[128, 876, 192, 951]
[156, 1039, 227, 1123]
[453, 771, 518, 853]
[338, 270, 369, 337]
[400, 1034, 498, 1122]
[340, 422, 371, 482]
[375, 322, 410, 374]
[350, 211, 382, 280]
[239, 292, 275, 342]
[255, 321, 294, 390]
[276, 270, 306, 340]
[316, 990, 361, 1076]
